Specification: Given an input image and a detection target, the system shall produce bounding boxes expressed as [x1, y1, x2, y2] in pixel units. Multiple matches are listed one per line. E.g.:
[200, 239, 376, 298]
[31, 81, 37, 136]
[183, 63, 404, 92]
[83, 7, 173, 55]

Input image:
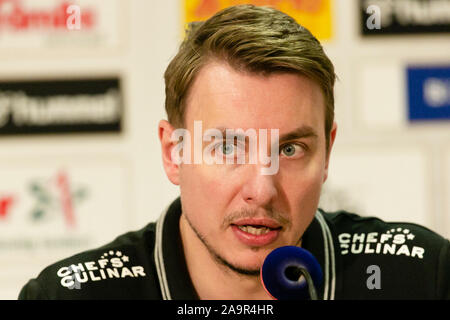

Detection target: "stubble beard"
[183, 212, 261, 277]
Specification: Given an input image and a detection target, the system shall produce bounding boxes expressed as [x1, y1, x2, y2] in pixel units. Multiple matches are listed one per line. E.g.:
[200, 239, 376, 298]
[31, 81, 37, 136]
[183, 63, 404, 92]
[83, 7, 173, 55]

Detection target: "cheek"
[179, 165, 241, 226]
[180, 165, 237, 195]
[279, 157, 326, 211]
[284, 174, 323, 240]
[180, 166, 213, 210]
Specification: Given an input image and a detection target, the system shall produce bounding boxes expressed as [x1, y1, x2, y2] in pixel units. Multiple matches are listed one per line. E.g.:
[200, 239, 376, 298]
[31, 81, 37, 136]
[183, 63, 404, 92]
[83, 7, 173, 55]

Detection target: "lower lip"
[231, 225, 280, 247]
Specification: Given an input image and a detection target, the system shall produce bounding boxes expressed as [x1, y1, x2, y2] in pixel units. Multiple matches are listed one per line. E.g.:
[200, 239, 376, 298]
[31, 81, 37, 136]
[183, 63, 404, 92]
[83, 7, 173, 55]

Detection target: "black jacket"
[19, 198, 450, 300]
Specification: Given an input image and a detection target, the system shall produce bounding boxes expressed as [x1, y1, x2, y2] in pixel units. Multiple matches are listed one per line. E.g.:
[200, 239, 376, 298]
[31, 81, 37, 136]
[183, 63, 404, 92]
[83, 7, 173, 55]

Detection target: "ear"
[158, 120, 180, 185]
[323, 121, 337, 183]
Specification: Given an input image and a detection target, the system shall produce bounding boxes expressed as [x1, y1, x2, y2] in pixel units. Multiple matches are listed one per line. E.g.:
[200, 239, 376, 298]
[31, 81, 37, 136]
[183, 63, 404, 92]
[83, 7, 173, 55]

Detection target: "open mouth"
[230, 219, 283, 246]
[236, 225, 280, 235]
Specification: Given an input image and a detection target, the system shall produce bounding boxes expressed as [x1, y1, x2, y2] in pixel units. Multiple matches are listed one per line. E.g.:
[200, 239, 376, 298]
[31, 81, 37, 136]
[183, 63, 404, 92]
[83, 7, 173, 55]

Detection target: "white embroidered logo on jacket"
[56, 250, 146, 289]
[338, 228, 425, 259]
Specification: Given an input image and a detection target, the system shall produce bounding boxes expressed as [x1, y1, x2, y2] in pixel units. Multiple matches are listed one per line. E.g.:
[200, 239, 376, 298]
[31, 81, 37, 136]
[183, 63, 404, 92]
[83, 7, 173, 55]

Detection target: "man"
[19, 5, 449, 300]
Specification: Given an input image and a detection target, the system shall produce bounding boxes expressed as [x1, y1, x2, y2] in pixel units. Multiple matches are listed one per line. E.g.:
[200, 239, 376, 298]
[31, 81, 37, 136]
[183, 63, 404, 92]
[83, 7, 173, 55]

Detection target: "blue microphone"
[261, 246, 323, 300]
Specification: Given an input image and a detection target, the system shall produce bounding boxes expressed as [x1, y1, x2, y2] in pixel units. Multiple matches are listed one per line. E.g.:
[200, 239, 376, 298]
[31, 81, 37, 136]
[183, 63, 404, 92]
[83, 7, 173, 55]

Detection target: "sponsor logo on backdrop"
[0, 195, 15, 220]
[0, 0, 95, 32]
[29, 170, 88, 228]
[0, 170, 91, 252]
[360, 0, 450, 35]
[0, 0, 122, 50]
[0, 78, 122, 135]
[184, 0, 333, 40]
[407, 65, 450, 121]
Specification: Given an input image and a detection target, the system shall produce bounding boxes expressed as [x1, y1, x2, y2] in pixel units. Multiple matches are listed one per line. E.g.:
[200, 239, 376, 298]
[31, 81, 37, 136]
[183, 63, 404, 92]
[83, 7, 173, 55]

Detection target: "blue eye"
[281, 144, 296, 156]
[280, 143, 305, 158]
[222, 143, 235, 155]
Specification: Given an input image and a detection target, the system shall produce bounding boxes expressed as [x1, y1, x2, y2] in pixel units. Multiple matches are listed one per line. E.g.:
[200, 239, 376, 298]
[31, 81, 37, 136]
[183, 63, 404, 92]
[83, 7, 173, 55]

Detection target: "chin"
[233, 248, 270, 267]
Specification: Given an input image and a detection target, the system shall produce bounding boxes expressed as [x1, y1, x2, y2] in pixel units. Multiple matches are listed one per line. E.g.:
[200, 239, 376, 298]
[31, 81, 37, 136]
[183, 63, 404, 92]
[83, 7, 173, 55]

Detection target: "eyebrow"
[204, 125, 318, 142]
[279, 125, 318, 143]
[204, 127, 257, 141]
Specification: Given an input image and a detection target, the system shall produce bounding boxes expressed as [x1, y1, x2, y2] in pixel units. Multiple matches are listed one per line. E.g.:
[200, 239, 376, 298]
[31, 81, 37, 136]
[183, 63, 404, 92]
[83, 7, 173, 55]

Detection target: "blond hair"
[164, 4, 336, 150]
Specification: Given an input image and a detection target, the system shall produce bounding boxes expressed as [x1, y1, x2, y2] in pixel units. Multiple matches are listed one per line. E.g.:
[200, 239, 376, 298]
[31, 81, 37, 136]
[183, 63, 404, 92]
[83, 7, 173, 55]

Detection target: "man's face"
[167, 60, 335, 275]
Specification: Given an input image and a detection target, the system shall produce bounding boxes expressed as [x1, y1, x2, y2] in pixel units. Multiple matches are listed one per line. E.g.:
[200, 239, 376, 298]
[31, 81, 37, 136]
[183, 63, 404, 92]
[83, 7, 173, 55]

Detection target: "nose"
[240, 165, 278, 207]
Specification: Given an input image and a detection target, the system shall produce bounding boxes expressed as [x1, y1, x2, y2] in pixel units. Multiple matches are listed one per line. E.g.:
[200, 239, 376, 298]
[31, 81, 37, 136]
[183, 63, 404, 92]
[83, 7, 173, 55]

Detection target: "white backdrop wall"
[0, 0, 448, 299]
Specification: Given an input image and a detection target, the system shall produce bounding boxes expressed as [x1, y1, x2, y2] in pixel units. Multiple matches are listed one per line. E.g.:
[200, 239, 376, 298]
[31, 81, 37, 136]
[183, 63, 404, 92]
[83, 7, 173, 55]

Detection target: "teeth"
[238, 225, 271, 235]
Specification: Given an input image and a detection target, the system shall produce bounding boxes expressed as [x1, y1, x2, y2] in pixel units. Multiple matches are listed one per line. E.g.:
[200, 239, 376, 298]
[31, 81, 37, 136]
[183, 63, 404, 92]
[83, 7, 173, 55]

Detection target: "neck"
[179, 214, 273, 300]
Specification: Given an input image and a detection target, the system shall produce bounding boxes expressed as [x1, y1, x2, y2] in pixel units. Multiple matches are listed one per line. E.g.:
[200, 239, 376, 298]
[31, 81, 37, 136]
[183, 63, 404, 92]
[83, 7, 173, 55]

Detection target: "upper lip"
[231, 218, 282, 229]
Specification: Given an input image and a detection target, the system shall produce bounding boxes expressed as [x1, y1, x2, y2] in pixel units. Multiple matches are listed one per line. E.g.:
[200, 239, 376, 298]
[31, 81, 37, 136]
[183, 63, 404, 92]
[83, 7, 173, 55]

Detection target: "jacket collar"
[154, 198, 198, 299]
[154, 198, 336, 300]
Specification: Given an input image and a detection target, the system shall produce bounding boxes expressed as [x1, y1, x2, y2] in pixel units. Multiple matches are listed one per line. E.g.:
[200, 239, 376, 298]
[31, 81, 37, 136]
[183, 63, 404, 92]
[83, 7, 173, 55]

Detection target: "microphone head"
[261, 246, 323, 300]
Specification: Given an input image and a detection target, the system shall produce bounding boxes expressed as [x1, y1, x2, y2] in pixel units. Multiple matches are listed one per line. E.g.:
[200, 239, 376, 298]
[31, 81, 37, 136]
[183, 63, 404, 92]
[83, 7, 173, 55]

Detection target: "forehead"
[184, 61, 325, 134]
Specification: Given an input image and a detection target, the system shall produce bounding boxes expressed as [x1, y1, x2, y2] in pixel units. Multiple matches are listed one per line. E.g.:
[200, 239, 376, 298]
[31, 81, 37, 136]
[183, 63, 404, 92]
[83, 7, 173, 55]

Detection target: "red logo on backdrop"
[0, 195, 14, 219]
[56, 171, 76, 228]
[0, 0, 95, 31]
[29, 170, 88, 228]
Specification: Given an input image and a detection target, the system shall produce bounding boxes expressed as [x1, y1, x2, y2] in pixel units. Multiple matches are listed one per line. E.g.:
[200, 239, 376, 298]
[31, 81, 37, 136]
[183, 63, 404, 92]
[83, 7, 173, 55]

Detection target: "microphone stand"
[295, 267, 318, 300]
